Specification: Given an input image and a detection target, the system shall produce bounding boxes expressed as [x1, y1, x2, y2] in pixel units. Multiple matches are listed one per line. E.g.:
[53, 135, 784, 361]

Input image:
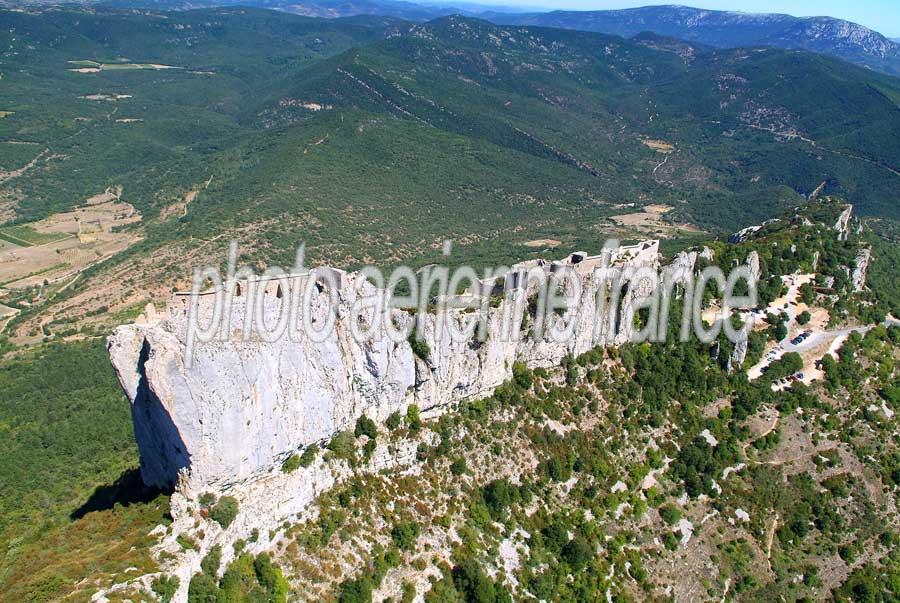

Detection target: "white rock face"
[746, 250, 761, 281]
[728, 225, 762, 244]
[727, 335, 748, 373]
[852, 247, 871, 292]
[109, 244, 676, 492]
[699, 428, 718, 447]
[834, 205, 853, 241]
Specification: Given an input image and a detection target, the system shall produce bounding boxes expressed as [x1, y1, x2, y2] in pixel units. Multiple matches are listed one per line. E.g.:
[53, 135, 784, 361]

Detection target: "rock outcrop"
[852, 247, 871, 292]
[745, 250, 761, 281]
[109, 243, 674, 492]
[834, 204, 853, 241]
[728, 225, 761, 244]
[727, 336, 748, 373]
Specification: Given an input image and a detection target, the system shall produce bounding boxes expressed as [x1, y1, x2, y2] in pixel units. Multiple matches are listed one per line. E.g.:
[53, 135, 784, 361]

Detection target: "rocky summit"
[108, 242, 689, 491]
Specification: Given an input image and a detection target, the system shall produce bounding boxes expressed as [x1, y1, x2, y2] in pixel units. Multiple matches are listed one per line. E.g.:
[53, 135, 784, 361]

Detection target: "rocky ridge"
[492, 5, 900, 76]
[108, 242, 681, 492]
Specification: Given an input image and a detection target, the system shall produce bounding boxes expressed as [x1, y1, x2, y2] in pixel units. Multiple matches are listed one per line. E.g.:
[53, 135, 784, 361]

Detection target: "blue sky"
[471, 1, 900, 37]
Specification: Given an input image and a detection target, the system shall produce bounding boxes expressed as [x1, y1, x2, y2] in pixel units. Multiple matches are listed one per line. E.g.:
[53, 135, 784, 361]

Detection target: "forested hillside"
[3, 8, 900, 243]
[3, 7, 900, 354]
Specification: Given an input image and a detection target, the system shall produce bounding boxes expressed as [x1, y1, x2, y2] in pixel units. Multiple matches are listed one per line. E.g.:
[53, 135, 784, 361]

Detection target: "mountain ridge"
[8, 1, 900, 75]
[488, 4, 900, 77]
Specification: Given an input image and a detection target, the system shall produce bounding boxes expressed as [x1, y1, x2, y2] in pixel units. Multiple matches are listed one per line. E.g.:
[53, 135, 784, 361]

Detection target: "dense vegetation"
[280, 317, 899, 601]
[0, 340, 136, 532]
[0, 339, 168, 603]
[234, 201, 896, 601]
[188, 551, 289, 603]
[3, 8, 900, 276]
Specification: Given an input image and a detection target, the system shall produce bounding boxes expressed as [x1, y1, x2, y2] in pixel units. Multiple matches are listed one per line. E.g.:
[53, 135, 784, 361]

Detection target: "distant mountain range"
[96, 0, 528, 20]
[488, 5, 900, 77]
[10, 1, 900, 76]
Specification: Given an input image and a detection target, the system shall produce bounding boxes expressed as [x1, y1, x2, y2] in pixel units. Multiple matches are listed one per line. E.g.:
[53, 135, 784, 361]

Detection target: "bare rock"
[834, 205, 853, 241]
[852, 247, 871, 292]
[109, 243, 669, 491]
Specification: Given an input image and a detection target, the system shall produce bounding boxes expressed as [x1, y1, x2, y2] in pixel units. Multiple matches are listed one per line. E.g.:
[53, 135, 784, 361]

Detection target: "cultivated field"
[0, 191, 141, 291]
[67, 59, 180, 73]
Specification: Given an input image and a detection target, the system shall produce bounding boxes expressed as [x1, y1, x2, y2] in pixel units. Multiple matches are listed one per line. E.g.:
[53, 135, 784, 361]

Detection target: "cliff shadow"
[72, 338, 189, 519]
[70, 467, 165, 520]
[131, 338, 191, 490]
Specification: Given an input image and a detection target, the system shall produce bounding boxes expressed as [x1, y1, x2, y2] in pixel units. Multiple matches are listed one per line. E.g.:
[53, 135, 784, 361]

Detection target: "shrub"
[561, 535, 592, 569]
[385, 411, 403, 431]
[512, 361, 533, 390]
[299, 444, 318, 467]
[659, 504, 682, 526]
[362, 438, 377, 462]
[408, 332, 430, 362]
[187, 572, 219, 603]
[355, 415, 378, 439]
[199, 492, 217, 510]
[327, 431, 358, 464]
[773, 322, 788, 341]
[151, 575, 179, 603]
[391, 521, 421, 552]
[797, 310, 811, 325]
[200, 544, 222, 576]
[544, 455, 572, 482]
[450, 457, 467, 476]
[767, 352, 803, 381]
[401, 581, 416, 603]
[483, 479, 518, 518]
[177, 533, 198, 551]
[662, 531, 678, 551]
[406, 405, 422, 434]
[281, 454, 301, 474]
[210, 496, 239, 529]
[451, 560, 496, 603]
[217, 553, 288, 603]
[541, 521, 568, 553]
[253, 554, 289, 603]
[338, 575, 374, 603]
[563, 354, 577, 386]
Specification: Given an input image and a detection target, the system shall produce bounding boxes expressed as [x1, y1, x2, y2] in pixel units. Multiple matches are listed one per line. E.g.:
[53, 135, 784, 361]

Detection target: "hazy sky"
[475, 1, 900, 37]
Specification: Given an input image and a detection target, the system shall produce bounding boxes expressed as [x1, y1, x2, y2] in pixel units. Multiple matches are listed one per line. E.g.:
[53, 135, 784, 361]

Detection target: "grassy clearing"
[0, 263, 71, 288]
[0, 225, 70, 247]
[100, 63, 178, 71]
[67, 59, 179, 72]
[0, 230, 32, 247]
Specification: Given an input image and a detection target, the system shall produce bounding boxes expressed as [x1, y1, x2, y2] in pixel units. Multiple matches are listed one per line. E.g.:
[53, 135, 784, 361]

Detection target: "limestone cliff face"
[852, 248, 871, 293]
[834, 205, 854, 241]
[108, 245, 672, 491]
